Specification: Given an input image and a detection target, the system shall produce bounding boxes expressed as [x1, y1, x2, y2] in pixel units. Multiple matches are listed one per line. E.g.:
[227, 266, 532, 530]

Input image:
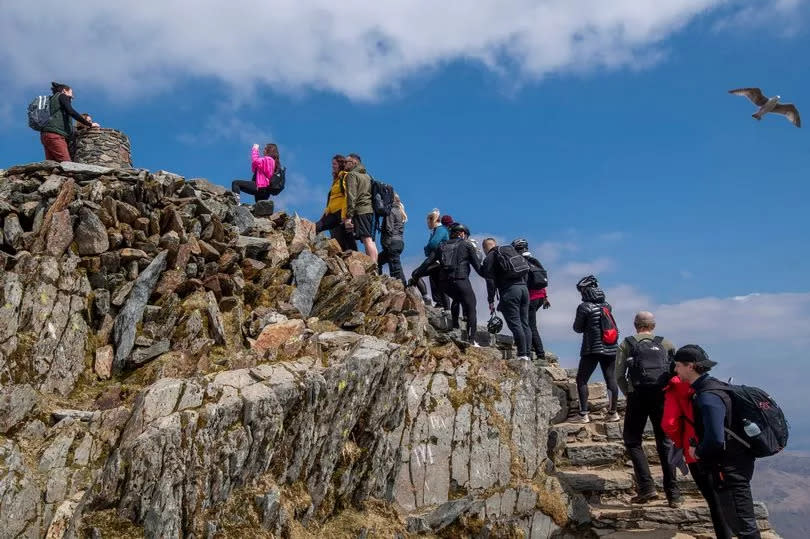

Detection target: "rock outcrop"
[0, 158, 780, 538]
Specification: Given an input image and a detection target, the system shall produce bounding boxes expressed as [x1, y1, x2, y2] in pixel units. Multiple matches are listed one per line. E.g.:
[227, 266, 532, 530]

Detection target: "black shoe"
[667, 494, 684, 508]
[630, 491, 659, 504]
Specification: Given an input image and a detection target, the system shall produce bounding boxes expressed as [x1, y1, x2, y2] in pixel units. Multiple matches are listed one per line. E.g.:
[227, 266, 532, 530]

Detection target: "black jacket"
[428, 237, 482, 280]
[573, 287, 618, 357]
[482, 248, 527, 303]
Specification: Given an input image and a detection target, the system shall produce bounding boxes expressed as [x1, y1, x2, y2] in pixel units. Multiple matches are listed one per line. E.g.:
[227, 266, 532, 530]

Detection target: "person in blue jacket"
[420, 210, 451, 308]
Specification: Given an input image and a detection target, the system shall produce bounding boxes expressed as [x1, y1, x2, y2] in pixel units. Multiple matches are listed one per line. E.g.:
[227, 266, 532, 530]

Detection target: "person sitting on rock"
[231, 143, 280, 204]
[316, 154, 357, 252]
[572, 275, 619, 423]
[378, 192, 407, 285]
[616, 311, 682, 507]
[40, 82, 99, 162]
[342, 153, 378, 263]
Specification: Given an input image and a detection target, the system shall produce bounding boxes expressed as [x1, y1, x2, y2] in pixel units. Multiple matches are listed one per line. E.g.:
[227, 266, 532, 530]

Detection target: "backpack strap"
[653, 336, 664, 345]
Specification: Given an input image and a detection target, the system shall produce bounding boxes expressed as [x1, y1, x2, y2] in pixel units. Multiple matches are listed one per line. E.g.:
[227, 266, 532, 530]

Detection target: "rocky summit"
[0, 160, 779, 538]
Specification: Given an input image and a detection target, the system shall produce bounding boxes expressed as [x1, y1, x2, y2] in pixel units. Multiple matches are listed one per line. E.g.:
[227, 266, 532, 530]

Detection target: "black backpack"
[252, 167, 286, 196]
[698, 381, 789, 458]
[526, 257, 548, 290]
[625, 336, 670, 388]
[494, 246, 530, 280]
[371, 179, 395, 217]
[28, 95, 54, 131]
[438, 240, 463, 279]
[598, 303, 619, 345]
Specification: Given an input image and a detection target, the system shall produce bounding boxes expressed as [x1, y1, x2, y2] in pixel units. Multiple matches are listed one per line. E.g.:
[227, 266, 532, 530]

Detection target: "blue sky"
[2, 0, 809, 446]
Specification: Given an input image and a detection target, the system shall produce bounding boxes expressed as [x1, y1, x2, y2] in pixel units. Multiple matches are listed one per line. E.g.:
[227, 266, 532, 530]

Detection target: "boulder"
[75, 208, 109, 255]
[252, 319, 306, 353]
[290, 250, 328, 317]
[0, 385, 39, 434]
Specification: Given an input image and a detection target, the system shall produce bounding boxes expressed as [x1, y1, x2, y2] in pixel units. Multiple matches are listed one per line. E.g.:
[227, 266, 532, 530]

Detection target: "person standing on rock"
[343, 153, 378, 263]
[511, 238, 551, 362]
[421, 209, 451, 309]
[40, 82, 99, 162]
[378, 192, 407, 285]
[615, 311, 683, 507]
[675, 346, 762, 539]
[232, 143, 280, 204]
[572, 275, 619, 423]
[662, 372, 732, 537]
[482, 238, 532, 360]
[316, 154, 357, 252]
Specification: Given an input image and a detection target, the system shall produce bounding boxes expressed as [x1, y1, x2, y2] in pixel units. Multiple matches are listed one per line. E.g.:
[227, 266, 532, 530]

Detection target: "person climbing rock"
[232, 143, 281, 204]
[378, 192, 407, 284]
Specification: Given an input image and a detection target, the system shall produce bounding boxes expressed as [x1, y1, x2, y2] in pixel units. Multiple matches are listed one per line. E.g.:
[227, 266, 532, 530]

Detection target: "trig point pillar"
[73, 128, 133, 168]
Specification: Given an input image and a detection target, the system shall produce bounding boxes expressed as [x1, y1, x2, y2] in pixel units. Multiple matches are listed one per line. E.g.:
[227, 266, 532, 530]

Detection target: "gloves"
[542, 298, 551, 309]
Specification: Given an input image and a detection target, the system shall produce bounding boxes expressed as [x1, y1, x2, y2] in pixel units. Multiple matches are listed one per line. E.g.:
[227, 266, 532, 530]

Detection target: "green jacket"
[42, 94, 71, 137]
[344, 164, 373, 218]
[615, 332, 676, 395]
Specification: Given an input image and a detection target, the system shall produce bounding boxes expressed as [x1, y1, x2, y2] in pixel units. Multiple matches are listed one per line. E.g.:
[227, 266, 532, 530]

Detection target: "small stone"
[95, 345, 113, 379]
[198, 240, 220, 260]
[75, 208, 110, 255]
[159, 230, 181, 250]
[231, 206, 254, 234]
[252, 319, 306, 353]
[38, 175, 64, 197]
[253, 200, 275, 217]
[241, 258, 266, 280]
[120, 248, 148, 261]
[154, 269, 186, 297]
[130, 339, 171, 367]
[288, 216, 316, 256]
[93, 288, 111, 319]
[116, 200, 140, 225]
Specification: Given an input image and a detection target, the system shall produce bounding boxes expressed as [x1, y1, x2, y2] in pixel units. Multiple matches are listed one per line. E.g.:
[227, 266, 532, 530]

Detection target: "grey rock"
[37, 175, 64, 197]
[253, 200, 275, 217]
[189, 178, 227, 196]
[290, 250, 328, 317]
[406, 497, 480, 533]
[130, 339, 171, 367]
[3, 213, 23, 250]
[204, 291, 227, 345]
[236, 235, 273, 259]
[51, 409, 96, 422]
[112, 250, 168, 372]
[231, 205, 254, 234]
[58, 161, 113, 174]
[75, 208, 109, 255]
[565, 442, 625, 466]
[0, 385, 39, 434]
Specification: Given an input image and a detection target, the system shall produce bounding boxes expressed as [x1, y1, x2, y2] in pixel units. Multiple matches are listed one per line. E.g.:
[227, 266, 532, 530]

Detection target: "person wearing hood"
[572, 275, 619, 423]
[40, 82, 99, 162]
[343, 153, 378, 263]
[662, 374, 732, 538]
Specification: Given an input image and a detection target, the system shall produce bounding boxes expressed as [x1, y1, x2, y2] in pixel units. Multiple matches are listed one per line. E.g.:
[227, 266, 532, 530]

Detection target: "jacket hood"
[581, 286, 605, 303]
[664, 375, 694, 399]
[352, 164, 367, 174]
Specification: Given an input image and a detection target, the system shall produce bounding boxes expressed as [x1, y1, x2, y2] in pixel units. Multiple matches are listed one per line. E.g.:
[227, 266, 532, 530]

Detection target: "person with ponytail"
[232, 143, 281, 203]
[378, 192, 407, 284]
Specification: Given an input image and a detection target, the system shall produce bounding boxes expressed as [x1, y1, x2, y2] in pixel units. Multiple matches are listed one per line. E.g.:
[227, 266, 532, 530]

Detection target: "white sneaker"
[472, 342, 481, 348]
[571, 413, 590, 424]
[606, 412, 621, 422]
[517, 355, 531, 361]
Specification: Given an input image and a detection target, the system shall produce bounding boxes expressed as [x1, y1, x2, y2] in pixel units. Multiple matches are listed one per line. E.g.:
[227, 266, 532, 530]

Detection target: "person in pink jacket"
[231, 143, 281, 202]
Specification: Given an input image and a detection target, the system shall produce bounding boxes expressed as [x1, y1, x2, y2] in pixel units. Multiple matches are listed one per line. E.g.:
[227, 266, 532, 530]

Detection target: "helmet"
[487, 315, 504, 334]
[511, 238, 529, 253]
[576, 274, 598, 291]
[450, 223, 470, 237]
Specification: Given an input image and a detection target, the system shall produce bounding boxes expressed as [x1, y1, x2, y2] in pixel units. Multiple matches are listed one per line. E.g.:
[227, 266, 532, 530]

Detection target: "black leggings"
[232, 180, 270, 202]
[379, 238, 405, 285]
[317, 212, 357, 252]
[446, 278, 477, 342]
[528, 298, 545, 356]
[576, 353, 619, 414]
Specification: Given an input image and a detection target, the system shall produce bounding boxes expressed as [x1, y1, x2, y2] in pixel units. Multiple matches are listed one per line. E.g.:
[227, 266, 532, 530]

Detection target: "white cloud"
[0, 1, 795, 101]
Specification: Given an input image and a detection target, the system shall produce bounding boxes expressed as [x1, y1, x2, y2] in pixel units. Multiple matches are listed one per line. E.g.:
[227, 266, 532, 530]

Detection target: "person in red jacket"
[662, 375, 732, 539]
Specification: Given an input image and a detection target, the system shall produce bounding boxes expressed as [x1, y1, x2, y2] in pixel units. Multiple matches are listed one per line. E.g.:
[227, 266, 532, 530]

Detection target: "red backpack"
[599, 304, 618, 345]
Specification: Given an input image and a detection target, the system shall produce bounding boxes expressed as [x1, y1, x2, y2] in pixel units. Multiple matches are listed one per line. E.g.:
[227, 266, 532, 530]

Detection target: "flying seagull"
[728, 88, 801, 128]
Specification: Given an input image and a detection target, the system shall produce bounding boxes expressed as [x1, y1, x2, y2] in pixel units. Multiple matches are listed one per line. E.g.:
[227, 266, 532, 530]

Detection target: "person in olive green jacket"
[41, 82, 99, 162]
[343, 153, 378, 263]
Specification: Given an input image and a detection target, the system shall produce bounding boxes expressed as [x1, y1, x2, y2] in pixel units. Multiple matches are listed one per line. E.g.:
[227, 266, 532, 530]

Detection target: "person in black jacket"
[482, 238, 532, 360]
[511, 238, 550, 360]
[436, 223, 483, 345]
[572, 275, 619, 423]
[676, 346, 761, 539]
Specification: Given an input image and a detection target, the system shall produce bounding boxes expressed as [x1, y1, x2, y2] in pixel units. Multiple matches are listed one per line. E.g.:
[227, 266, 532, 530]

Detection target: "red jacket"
[661, 376, 698, 464]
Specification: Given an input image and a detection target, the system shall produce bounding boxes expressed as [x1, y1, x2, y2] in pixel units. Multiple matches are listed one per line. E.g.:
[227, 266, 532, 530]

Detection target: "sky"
[1, 0, 809, 446]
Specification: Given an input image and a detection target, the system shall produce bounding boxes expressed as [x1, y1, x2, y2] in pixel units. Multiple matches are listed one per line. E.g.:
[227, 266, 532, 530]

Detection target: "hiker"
[378, 192, 407, 284]
[675, 345, 762, 539]
[343, 153, 378, 263]
[662, 374, 732, 538]
[40, 82, 98, 162]
[482, 238, 532, 360]
[511, 239, 550, 361]
[616, 311, 682, 507]
[231, 143, 281, 203]
[431, 223, 483, 345]
[315, 154, 357, 252]
[572, 275, 619, 423]
[421, 209, 450, 309]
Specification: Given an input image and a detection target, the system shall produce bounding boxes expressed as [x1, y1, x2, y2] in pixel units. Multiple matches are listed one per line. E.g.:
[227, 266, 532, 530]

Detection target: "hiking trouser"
[689, 463, 732, 539]
[231, 180, 270, 202]
[41, 132, 71, 162]
[379, 238, 405, 285]
[498, 284, 531, 356]
[446, 278, 477, 342]
[528, 298, 545, 356]
[576, 353, 619, 415]
[713, 456, 761, 539]
[428, 268, 450, 309]
[623, 388, 680, 499]
[317, 212, 357, 252]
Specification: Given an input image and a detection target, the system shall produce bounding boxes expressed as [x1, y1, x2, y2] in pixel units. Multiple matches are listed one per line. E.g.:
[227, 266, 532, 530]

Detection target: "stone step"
[557, 469, 634, 493]
[565, 442, 626, 466]
[590, 498, 771, 530]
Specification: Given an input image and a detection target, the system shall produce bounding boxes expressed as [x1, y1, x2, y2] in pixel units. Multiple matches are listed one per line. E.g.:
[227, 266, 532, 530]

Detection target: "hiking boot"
[630, 491, 659, 504]
[667, 494, 684, 508]
[571, 413, 590, 424]
[605, 412, 621, 422]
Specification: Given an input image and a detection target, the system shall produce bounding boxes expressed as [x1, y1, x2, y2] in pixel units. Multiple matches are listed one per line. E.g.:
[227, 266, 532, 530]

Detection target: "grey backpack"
[28, 95, 53, 131]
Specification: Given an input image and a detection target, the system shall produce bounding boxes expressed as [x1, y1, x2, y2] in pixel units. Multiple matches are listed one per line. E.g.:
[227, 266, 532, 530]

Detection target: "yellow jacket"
[324, 171, 348, 219]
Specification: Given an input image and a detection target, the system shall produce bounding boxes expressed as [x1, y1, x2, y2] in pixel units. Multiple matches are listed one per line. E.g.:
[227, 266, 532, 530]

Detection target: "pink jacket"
[251, 147, 276, 189]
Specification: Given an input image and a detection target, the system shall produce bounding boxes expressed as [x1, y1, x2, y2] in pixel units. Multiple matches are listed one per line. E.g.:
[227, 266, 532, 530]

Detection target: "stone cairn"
[73, 127, 133, 168]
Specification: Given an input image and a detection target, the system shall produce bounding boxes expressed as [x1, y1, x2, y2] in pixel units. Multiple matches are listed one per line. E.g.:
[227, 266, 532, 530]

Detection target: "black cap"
[673, 344, 717, 369]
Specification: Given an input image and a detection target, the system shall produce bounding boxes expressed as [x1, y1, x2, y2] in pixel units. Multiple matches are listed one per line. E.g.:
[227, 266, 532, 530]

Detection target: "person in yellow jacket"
[315, 154, 358, 251]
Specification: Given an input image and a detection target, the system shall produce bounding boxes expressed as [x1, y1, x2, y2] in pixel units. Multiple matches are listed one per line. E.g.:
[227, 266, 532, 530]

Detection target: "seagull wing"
[772, 103, 802, 128]
[728, 88, 768, 106]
